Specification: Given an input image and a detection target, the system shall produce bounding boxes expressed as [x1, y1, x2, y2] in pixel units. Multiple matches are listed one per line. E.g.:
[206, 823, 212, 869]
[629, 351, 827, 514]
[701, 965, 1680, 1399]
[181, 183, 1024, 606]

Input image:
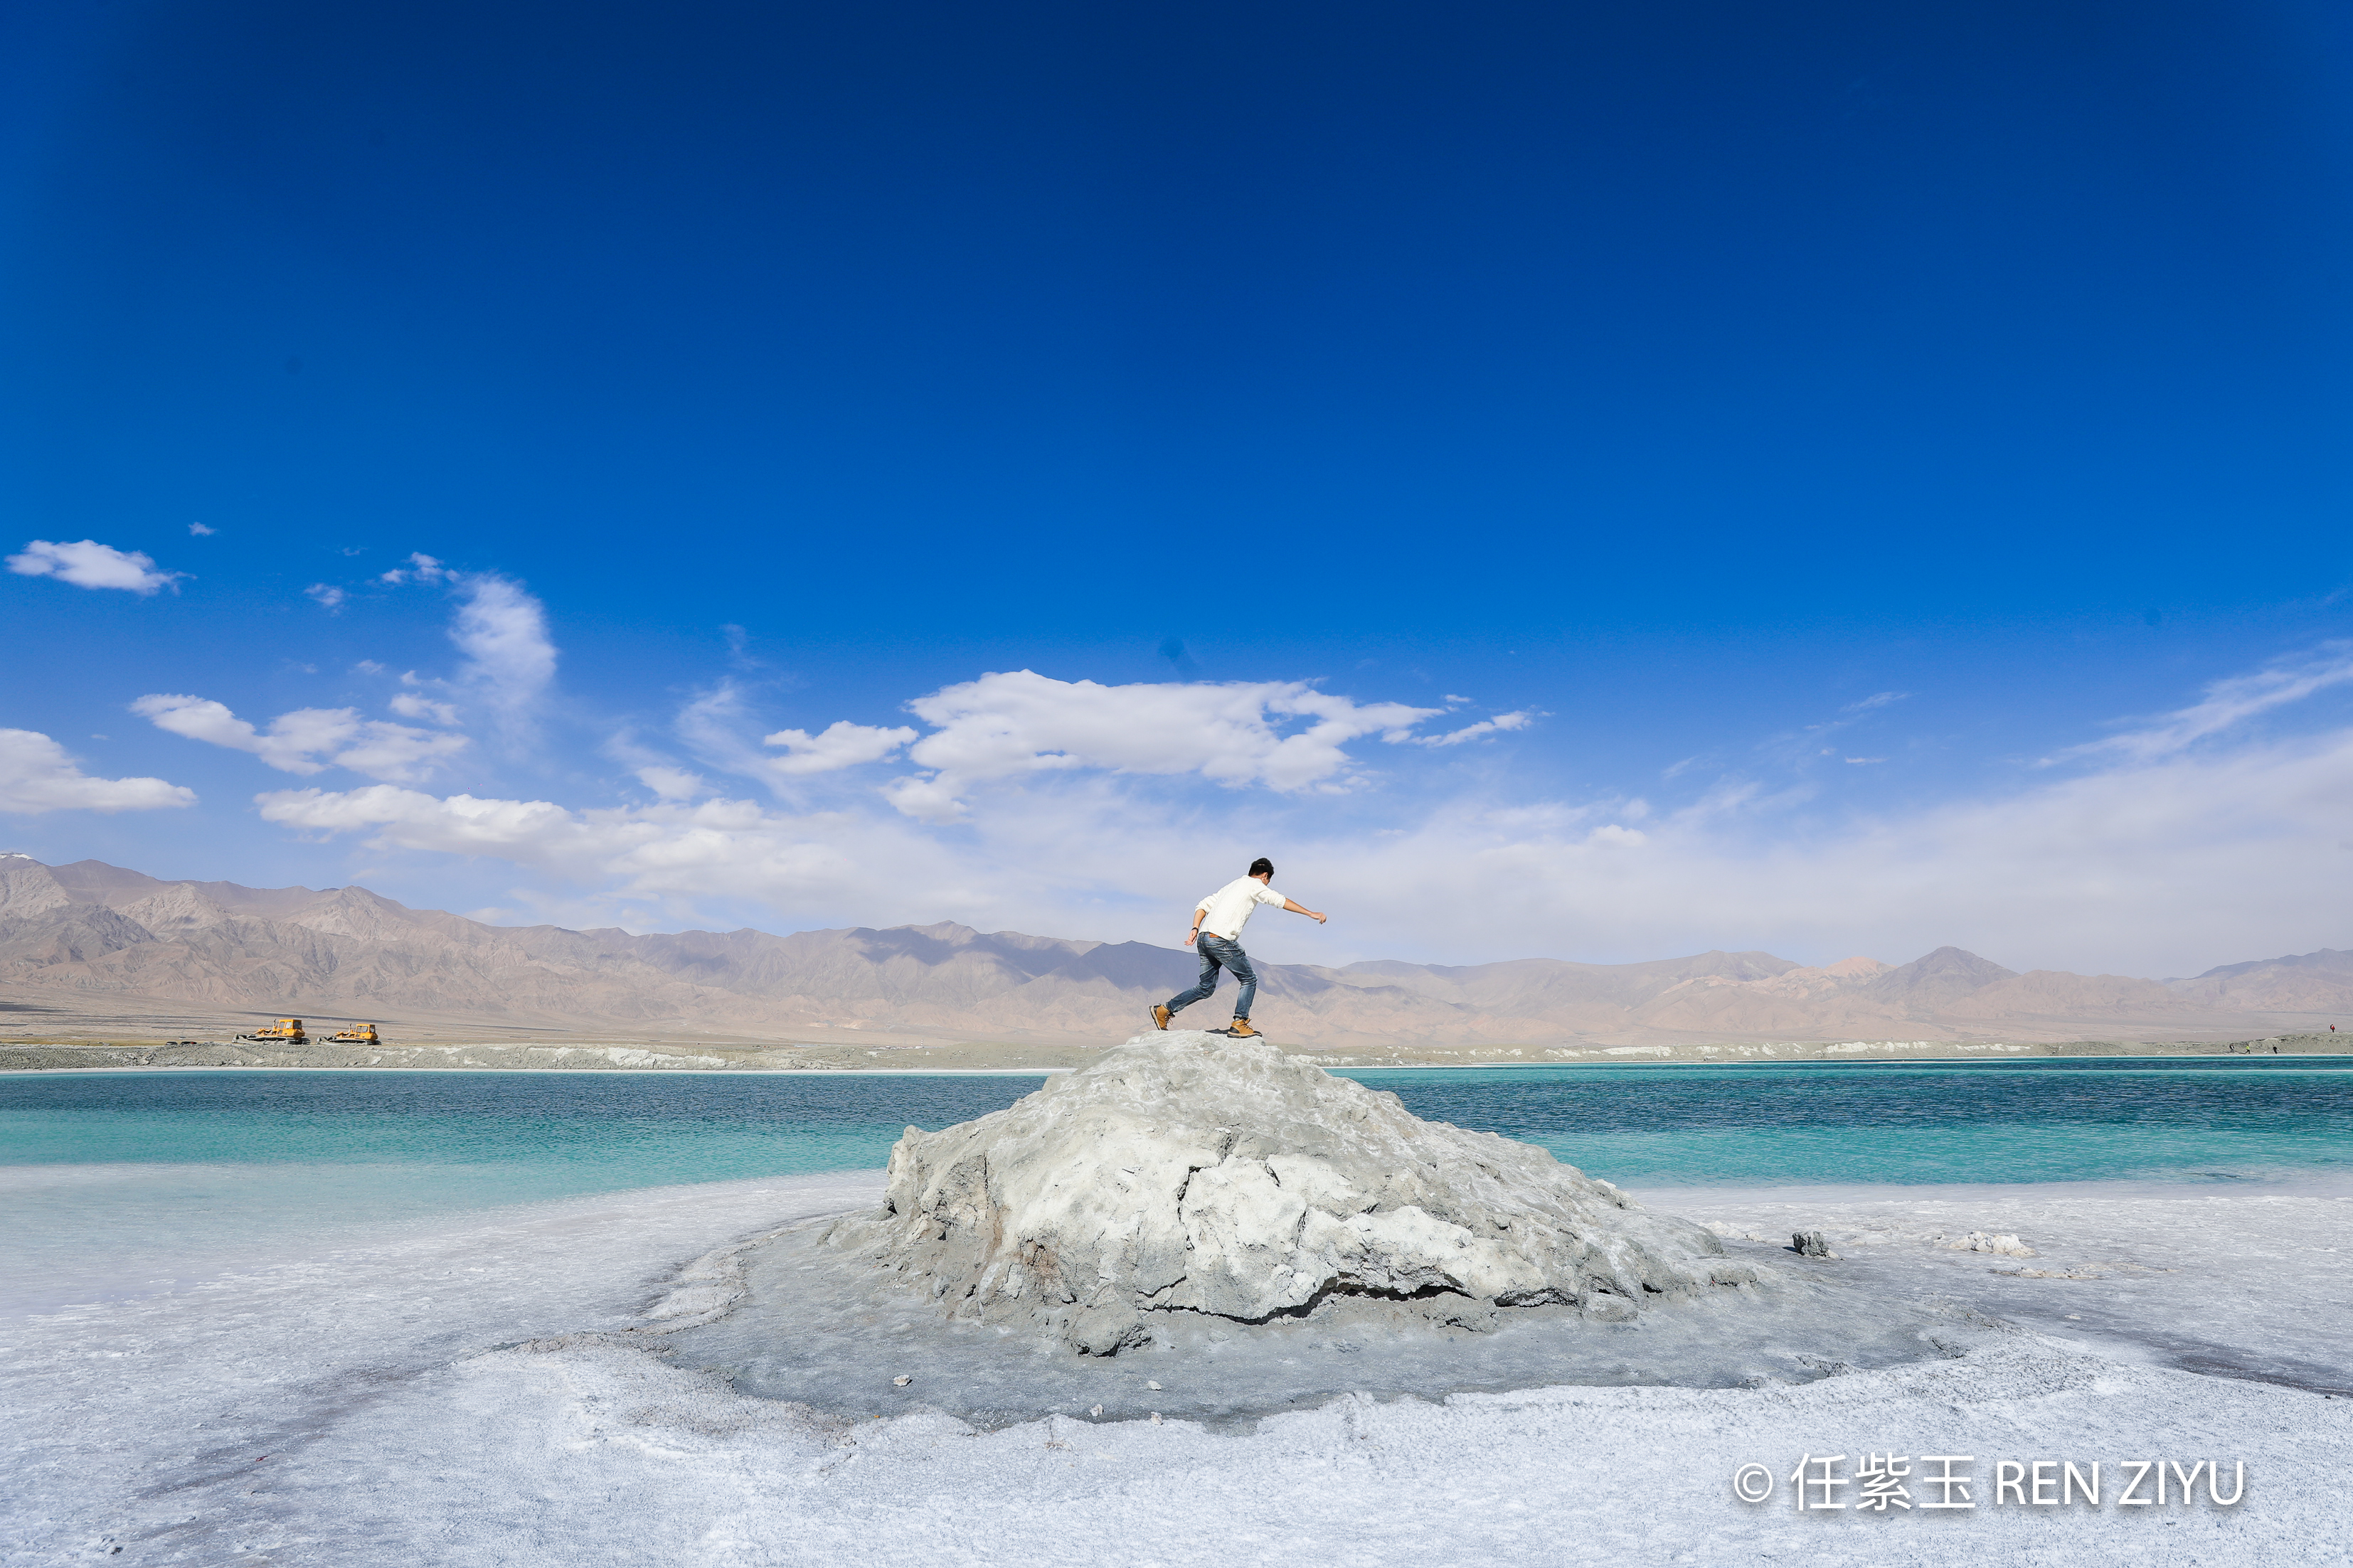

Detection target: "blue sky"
[4, 0, 2350, 976]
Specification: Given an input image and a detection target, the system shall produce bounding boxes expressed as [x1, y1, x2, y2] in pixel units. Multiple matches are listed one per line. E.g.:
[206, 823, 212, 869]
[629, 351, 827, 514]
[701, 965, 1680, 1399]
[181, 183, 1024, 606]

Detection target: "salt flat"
[6, 1171, 2344, 1567]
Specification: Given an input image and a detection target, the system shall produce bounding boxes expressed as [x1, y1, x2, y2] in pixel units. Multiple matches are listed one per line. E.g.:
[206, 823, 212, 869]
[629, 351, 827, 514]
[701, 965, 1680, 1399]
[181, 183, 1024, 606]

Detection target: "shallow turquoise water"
[1, 1071, 1052, 1311]
[1351, 1057, 2353, 1187]
[6, 1058, 2351, 1194]
[6, 1060, 2350, 1311]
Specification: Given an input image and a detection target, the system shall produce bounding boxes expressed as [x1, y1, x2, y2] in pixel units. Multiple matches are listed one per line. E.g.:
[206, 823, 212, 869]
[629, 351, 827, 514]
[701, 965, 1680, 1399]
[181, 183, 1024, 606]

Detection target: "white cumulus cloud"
[888, 671, 1442, 820]
[7, 539, 183, 594]
[762, 720, 918, 776]
[879, 773, 967, 824]
[306, 583, 347, 611]
[237, 643, 2353, 977]
[132, 695, 467, 783]
[0, 730, 196, 814]
[389, 692, 461, 726]
[635, 765, 707, 801]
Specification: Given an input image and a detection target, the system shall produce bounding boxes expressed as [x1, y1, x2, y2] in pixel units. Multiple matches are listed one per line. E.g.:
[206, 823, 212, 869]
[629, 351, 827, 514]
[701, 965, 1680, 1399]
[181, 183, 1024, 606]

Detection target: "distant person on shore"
[1150, 858, 1326, 1040]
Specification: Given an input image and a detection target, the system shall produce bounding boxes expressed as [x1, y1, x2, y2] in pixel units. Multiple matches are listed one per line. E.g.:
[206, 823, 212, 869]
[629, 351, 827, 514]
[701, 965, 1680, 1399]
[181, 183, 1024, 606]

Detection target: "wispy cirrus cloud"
[1407, 710, 1536, 747]
[1758, 690, 1912, 767]
[361, 558, 559, 735]
[450, 573, 557, 721]
[2049, 641, 2353, 764]
[1842, 690, 1909, 713]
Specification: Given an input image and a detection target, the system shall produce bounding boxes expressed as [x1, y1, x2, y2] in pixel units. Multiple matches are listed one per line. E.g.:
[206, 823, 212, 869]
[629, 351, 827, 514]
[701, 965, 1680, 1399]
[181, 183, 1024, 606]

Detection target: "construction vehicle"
[324, 1023, 381, 1045]
[237, 1018, 307, 1044]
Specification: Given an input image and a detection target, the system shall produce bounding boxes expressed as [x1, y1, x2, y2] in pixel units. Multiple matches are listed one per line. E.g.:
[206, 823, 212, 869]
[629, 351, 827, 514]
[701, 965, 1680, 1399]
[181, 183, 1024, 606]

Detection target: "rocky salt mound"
[823, 1030, 1763, 1355]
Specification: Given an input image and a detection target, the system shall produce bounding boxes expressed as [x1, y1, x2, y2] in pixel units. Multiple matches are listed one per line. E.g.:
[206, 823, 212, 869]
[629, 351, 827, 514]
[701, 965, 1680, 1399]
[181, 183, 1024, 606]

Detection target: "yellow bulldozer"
[237, 1018, 307, 1044]
[324, 1023, 381, 1045]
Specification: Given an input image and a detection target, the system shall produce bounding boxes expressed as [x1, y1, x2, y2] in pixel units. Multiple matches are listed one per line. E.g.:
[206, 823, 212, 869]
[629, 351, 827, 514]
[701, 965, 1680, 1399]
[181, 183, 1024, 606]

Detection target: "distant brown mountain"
[1, 853, 2346, 1046]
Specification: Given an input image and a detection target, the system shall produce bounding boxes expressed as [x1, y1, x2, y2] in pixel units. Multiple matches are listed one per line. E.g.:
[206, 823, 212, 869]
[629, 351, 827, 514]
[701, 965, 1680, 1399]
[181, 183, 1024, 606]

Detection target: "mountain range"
[1, 854, 2347, 1047]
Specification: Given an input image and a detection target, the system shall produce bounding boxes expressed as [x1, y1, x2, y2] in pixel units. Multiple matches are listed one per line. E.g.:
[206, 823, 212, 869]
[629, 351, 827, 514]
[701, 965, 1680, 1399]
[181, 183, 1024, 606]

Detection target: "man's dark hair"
[1248, 857, 1275, 878]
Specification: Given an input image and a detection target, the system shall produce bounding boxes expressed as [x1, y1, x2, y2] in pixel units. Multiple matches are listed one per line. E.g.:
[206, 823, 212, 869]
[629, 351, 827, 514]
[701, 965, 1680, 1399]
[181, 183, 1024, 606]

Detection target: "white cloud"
[248, 702, 2353, 978]
[674, 683, 780, 782]
[1408, 710, 1535, 747]
[389, 692, 461, 726]
[1294, 718, 2353, 976]
[450, 573, 556, 720]
[879, 773, 967, 824]
[0, 730, 196, 814]
[671, 673, 1447, 816]
[255, 786, 911, 915]
[132, 695, 467, 783]
[672, 687, 913, 795]
[235, 644, 2353, 979]
[636, 765, 706, 801]
[379, 552, 455, 587]
[762, 720, 918, 775]
[6, 539, 182, 594]
[891, 671, 1441, 820]
[597, 726, 705, 804]
[374, 563, 559, 728]
[188, 523, 216, 538]
[261, 784, 583, 853]
[2052, 641, 2353, 764]
[306, 583, 347, 611]
[329, 724, 471, 782]
[135, 696, 341, 773]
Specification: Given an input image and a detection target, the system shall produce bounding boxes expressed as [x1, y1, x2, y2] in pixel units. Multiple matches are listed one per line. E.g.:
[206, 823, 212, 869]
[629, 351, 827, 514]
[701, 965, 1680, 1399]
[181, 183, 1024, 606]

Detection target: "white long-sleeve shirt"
[1195, 877, 1287, 942]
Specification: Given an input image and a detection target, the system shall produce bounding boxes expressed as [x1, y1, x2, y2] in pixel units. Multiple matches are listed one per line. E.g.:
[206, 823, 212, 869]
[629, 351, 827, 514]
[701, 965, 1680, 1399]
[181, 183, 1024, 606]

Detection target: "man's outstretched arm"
[1184, 905, 1210, 946]
[1280, 897, 1328, 925]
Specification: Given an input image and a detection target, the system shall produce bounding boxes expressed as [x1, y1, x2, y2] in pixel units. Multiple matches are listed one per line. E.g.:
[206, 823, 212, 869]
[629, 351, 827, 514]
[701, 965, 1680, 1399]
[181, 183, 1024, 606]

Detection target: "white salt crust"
[8, 1170, 2351, 1564]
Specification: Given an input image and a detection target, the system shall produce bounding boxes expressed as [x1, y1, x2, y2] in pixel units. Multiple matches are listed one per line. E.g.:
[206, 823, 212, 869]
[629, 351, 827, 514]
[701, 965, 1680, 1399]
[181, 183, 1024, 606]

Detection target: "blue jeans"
[1167, 934, 1257, 1021]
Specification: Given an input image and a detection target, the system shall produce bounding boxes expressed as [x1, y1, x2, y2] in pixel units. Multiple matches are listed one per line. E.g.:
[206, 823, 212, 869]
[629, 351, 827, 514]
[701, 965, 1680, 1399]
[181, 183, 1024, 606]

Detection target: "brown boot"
[1149, 1003, 1172, 1030]
[1222, 1018, 1260, 1039]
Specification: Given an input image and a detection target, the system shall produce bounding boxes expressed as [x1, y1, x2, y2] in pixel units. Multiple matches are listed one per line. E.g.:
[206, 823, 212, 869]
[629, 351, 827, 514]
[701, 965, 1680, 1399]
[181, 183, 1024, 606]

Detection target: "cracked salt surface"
[9, 1174, 2350, 1566]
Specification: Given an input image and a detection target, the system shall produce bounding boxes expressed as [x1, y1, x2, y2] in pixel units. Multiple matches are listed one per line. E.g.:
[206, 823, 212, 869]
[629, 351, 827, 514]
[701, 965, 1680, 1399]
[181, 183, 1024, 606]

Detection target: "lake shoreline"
[1, 1030, 2345, 1073]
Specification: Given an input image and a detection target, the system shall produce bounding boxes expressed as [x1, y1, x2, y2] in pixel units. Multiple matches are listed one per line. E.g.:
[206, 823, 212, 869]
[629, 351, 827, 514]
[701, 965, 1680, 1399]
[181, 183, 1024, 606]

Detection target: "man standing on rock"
[1150, 858, 1327, 1039]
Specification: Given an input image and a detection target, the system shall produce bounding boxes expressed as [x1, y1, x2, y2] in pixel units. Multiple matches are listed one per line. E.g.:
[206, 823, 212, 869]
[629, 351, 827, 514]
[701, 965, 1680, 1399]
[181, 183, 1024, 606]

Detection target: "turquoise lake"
[5, 1056, 2349, 1192]
[6, 1058, 2349, 1312]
